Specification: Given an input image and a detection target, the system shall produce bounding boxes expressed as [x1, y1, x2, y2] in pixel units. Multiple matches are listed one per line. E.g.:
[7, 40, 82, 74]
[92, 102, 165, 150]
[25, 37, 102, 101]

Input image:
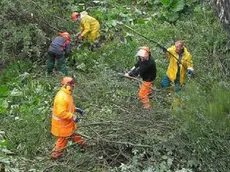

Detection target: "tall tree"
[212, 0, 230, 36]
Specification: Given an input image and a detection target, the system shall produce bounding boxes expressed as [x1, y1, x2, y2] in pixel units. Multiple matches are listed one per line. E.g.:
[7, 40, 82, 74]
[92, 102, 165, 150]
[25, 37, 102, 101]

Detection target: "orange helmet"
[71, 12, 80, 21]
[61, 77, 75, 85]
[136, 46, 150, 57]
[58, 32, 70, 40]
[140, 46, 150, 53]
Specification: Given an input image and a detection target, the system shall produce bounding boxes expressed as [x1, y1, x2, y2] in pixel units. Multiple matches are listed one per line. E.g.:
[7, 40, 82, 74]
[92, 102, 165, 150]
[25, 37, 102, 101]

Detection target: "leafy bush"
[160, 0, 200, 22]
[0, 0, 71, 62]
[172, 80, 230, 171]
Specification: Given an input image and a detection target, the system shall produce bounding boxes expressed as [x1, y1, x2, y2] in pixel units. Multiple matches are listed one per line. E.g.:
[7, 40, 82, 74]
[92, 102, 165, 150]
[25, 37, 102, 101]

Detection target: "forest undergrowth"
[0, 0, 230, 172]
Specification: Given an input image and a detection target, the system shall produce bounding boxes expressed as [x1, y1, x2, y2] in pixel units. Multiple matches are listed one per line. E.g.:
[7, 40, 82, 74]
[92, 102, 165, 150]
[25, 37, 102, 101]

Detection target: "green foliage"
[160, 0, 199, 22]
[0, 99, 8, 115]
[172, 80, 230, 171]
[0, 0, 230, 171]
[0, 61, 55, 154]
[0, 0, 71, 61]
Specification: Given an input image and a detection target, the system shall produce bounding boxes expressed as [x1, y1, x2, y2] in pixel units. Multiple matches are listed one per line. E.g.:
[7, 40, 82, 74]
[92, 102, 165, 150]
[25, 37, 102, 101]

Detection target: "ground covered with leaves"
[1, 0, 230, 172]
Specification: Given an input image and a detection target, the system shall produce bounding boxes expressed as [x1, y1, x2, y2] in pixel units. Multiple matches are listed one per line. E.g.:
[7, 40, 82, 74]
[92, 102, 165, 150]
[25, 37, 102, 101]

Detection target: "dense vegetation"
[0, 0, 230, 171]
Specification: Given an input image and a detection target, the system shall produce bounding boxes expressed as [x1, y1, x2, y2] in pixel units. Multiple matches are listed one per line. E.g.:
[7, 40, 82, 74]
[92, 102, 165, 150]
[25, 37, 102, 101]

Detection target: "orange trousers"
[51, 133, 86, 159]
[138, 81, 152, 109]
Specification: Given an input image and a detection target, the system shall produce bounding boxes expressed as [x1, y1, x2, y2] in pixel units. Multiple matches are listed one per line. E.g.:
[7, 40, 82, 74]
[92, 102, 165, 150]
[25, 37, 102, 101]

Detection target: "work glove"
[76, 32, 82, 37]
[129, 70, 137, 77]
[75, 107, 85, 116]
[124, 73, 129, 77]
[187, 67, 194, 75]
[72, 115, 80, 123]
[77, 34, 83, 40]
[129, 67, 140, 77]
[162, 46, 167, 53]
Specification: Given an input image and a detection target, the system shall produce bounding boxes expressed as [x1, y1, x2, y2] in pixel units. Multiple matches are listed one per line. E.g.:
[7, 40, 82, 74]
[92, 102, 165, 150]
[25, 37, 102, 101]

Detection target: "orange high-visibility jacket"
[80, 14, 100, 41]
[165, 45, 193, 85]
[51, 87, 76, 137]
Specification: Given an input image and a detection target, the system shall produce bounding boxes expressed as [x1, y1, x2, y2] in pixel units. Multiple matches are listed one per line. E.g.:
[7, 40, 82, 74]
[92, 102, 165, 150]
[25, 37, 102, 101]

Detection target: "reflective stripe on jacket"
[165, 45, 193, 85]
[80, 15, 100, 40]
[51, 87, 76, 137]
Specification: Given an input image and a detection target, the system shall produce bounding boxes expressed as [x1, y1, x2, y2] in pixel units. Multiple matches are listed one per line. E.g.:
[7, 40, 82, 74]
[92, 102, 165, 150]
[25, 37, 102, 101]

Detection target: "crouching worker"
[71, 11, 100, 41]
[47, 32, 71, 75]
[71, 11, 100, 51]
[50, 77, 86, 160]
[125, 46, 157, 110]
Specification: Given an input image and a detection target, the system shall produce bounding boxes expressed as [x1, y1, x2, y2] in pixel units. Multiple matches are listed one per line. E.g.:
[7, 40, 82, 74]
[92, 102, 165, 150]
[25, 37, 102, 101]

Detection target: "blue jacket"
[48, 36, 70, 56]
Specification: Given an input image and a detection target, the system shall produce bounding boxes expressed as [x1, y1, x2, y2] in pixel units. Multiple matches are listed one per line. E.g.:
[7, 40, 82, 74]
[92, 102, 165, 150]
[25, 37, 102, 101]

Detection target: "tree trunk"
[211, 0, 230, 37]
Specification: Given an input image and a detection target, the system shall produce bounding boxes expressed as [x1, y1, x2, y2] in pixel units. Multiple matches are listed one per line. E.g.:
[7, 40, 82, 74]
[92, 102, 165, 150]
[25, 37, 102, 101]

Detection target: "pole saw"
[122, 24, 193, 68]
[119, 24, 212, 89]
[117, 73, 159, 91]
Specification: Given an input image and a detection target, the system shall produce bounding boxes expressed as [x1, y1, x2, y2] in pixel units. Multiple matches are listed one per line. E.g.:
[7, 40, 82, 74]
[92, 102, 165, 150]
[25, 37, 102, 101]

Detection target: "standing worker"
[125, 46, 157, 110]
[161, 40, 194, 92]
[71, 11, 100, 50]
[47, 32, 71, 75]
[50, 77, 86, 160]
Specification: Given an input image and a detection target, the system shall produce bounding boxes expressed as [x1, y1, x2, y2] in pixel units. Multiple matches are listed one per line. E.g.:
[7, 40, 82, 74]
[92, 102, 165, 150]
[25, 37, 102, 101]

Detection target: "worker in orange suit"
[50, 77, 86, 160]
[125, 46, 157, 110]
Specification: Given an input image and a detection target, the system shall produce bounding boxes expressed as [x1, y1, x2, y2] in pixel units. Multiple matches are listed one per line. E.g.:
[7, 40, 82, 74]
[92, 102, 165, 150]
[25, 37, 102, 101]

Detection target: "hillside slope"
[0, 1, 230, 171]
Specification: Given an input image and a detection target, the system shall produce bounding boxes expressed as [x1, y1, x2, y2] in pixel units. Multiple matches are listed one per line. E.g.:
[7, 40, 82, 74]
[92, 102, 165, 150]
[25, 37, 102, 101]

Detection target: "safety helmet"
[59, 32, 70, 40]
[136, 46, 150, 57]
[80, 11, 88, 15]
[71, 12, 80, 21]
[61, 77, 75, 85]
[140, 46, 150, 53]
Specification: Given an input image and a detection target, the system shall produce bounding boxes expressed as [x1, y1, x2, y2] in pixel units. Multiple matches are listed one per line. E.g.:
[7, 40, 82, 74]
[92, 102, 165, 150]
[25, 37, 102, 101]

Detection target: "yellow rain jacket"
[165, 45, 193, 85]
[80, 14, 100, 41]
[51, 87, 76, 137]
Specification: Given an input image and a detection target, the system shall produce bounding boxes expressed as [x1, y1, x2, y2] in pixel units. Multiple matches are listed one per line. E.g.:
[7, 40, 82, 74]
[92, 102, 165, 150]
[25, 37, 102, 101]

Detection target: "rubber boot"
[57, 57, 68, 75]
[47, 55, 55, 74]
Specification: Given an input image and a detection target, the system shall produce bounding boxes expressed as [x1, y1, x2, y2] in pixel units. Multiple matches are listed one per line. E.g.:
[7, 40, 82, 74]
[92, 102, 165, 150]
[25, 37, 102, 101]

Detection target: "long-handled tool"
[122, 24, 193, 68]
[117, 73, 159, 91]
[123, 25, 163, 49]
[120, 25, 213, 88]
